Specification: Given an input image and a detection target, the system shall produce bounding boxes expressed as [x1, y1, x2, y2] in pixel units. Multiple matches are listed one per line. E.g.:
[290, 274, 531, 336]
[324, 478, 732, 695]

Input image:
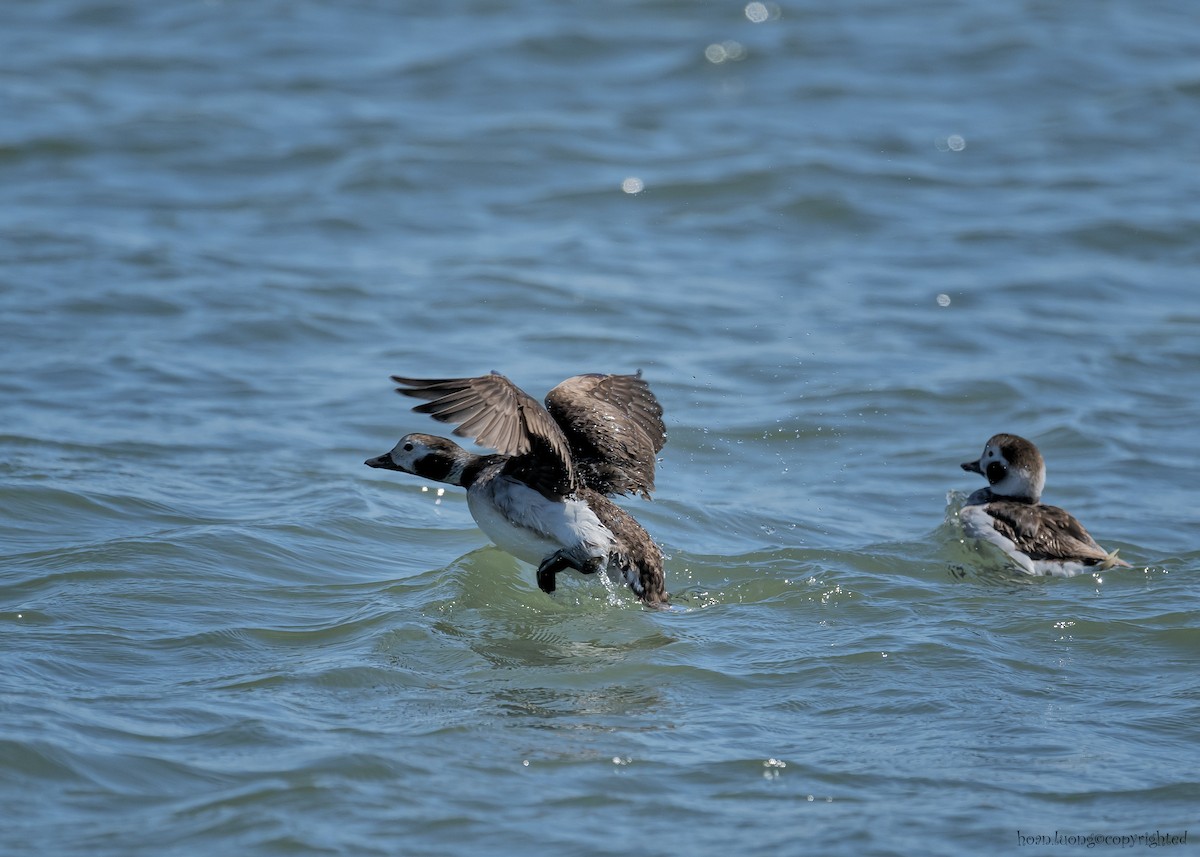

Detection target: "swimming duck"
[365, 371, 669, 606]
[959, 433, 1130, 577]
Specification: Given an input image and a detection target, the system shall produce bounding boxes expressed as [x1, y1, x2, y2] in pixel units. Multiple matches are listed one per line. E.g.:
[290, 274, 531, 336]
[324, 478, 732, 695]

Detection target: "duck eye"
[403, 442, 414, 452]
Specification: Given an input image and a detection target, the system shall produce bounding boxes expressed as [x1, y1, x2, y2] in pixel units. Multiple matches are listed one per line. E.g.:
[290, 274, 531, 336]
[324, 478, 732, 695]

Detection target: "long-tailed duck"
[959, 433, 1130, 577]
[365, 371, 669, 606]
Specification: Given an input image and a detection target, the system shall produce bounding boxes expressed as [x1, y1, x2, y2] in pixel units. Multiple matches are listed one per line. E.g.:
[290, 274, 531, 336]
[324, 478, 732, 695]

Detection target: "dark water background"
[3, 1, 1198, 855]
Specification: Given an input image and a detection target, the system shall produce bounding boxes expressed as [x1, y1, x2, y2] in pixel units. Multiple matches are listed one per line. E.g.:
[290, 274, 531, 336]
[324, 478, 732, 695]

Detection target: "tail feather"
[1099, 548, 1132, 570]
[617, 556, 670, 609]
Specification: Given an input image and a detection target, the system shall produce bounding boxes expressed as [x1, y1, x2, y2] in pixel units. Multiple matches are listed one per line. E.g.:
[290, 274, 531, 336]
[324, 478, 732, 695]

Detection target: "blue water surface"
[2, 1, 1199, 855]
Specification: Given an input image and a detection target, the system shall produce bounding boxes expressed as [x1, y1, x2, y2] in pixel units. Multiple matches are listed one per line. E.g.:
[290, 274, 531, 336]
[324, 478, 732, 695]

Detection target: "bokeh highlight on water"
[2, 1, 1199, 855]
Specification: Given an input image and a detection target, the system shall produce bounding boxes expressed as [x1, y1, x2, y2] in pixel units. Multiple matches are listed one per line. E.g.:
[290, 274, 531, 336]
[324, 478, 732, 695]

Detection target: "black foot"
[536, 551, 571, 594]
[536, 552, 606, 594]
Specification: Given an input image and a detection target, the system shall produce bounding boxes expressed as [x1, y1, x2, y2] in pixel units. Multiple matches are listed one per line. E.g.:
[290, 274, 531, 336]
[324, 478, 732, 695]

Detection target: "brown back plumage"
[983, 500, 1112, 565]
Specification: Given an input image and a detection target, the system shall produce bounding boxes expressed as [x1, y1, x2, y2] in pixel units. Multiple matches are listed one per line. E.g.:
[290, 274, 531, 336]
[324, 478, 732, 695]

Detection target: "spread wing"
[391, 373, 576, 496]
[984, 501, 1112, 564]
[543, 371, 666, 498]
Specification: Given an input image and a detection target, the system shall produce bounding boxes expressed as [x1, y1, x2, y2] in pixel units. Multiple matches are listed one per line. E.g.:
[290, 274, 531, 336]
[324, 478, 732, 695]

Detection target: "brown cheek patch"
[416, 454, 454, 482]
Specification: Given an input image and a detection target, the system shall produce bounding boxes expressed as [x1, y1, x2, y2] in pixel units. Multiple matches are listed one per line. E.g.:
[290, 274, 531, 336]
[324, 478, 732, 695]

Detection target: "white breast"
[466, 476, 615, 567]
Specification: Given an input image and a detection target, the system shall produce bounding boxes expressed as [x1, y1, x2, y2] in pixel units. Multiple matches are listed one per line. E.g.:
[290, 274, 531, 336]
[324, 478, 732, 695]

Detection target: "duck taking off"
[959, 433, 1130, 577]
[366, 371, 669, 606]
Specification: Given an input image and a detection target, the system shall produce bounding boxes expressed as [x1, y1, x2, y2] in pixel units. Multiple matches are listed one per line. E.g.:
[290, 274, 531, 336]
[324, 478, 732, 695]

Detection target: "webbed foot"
[536, 551, 605, 594]
[536, 551, 570, 593]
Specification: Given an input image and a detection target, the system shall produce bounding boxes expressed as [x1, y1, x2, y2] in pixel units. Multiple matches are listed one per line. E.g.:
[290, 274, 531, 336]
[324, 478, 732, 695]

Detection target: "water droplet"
[705, 40, 746, 64]
[935, 134, 967, 152]
[745, 2, 769, 23]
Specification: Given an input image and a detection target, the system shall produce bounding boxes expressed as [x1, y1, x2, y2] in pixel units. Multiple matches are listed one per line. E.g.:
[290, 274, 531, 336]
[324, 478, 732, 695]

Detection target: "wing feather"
[391, 373, 575, 496]
[544, 371, 667, 497]
[985, 501, 1112, 564]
